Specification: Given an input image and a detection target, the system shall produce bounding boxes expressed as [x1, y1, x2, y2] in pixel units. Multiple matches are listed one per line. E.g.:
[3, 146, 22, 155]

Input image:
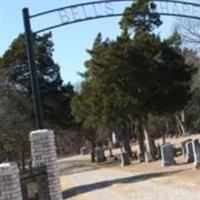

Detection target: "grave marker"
[192, 139, 200, 169]
[161, 143, 176, 167]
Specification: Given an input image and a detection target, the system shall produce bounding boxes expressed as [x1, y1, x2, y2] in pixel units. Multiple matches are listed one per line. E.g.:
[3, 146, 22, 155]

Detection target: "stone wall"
[0, 162, 22, 200]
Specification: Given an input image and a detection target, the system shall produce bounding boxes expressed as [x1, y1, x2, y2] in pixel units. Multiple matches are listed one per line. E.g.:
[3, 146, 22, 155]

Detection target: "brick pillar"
[30, 129, 63, 200]
[0, 162, 22, 200]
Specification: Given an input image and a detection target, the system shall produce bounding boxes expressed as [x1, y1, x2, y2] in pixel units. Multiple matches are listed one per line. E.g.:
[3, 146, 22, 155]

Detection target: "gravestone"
[121, 152, 131, 167]
[161, 143, 176, 167]
[192, 139, 200, 169]
[95, 147, 106, 163]
[185, 140, 194, 163]
[181, 139, 192, 157]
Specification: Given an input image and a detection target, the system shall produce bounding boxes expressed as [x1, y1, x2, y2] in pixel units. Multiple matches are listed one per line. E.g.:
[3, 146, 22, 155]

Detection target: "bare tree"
[0, 69, 34, 168]
[178, 19, 200, 52]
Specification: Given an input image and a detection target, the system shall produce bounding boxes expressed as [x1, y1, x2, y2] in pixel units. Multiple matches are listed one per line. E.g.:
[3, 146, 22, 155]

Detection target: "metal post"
[23, 8, 43, 129]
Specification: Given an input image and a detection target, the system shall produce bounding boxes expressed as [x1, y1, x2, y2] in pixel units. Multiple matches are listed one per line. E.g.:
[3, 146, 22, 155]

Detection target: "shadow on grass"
[62, 169, 186, 198]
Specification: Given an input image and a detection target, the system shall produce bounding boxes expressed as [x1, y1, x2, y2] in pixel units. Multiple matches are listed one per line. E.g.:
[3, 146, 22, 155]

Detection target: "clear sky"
[1, 0, 190, 84]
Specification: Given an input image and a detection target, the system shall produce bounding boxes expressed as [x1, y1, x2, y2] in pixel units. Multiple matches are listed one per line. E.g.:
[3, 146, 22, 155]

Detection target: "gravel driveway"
[58, 156, 200, 200]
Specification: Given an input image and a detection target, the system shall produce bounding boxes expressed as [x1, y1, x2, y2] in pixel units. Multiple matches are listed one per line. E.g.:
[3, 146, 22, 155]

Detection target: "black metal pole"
[23, 8, 43, 129]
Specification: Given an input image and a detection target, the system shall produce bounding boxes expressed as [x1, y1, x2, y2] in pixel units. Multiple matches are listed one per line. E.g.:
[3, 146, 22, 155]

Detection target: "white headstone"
[161, 143, 175, 167]
[0, 162, 22, 200]
[30, 129, 63, 200]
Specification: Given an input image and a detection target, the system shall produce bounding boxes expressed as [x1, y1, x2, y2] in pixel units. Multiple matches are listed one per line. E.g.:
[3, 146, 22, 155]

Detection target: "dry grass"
[59, 134, 200, 191]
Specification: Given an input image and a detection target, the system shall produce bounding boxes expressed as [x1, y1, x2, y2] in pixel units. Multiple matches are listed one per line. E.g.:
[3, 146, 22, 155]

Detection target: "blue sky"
[1, 0, 181, 84]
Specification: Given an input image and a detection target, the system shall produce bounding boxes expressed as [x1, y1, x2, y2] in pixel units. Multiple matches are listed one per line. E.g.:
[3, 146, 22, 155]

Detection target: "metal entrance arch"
[22, 0, 200, 129]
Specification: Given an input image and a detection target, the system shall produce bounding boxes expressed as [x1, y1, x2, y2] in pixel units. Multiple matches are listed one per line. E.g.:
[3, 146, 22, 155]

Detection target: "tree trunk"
[122, 123, 132, 157]
[143, 127, 154, 162]
[162, 132, 166, 144]
[122, 136, 132, 157]
[90, 141, 96, 163]
[138, 120, 145, 162]
[162, 119, 169, 144]
[175, 114, 186, 136]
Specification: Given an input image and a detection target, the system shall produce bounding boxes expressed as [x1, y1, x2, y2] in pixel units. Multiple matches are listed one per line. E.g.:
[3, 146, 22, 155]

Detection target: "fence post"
[0, 162, 23, 200]
[29, 129, 63, 200]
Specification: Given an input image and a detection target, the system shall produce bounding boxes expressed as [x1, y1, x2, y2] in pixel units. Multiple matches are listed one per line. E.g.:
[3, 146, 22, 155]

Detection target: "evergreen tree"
[1, 32, 74, 128]
[120, 0, 162, 34]
[73, 29, 196, 160]
[71, 34, 107, 161]
[72, 1, 197, 162]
